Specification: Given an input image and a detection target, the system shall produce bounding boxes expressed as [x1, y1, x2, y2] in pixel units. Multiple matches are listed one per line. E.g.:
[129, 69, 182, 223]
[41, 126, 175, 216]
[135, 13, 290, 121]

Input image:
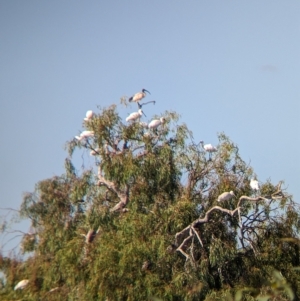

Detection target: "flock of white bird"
[126, 89, 166, 130]
[75, 89, 167, 146]
[14, 90, 262, 292]
[73, 89, 261, 205]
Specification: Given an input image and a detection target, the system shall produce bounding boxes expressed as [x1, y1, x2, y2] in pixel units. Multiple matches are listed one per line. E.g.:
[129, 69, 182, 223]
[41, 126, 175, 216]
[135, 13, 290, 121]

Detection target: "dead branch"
[175, 185, 285, 264]
[97, 166, 129, 212]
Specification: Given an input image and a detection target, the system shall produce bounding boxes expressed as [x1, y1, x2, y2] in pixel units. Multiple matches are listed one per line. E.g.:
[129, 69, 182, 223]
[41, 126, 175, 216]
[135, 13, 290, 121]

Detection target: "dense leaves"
[1, 104, 299, 300]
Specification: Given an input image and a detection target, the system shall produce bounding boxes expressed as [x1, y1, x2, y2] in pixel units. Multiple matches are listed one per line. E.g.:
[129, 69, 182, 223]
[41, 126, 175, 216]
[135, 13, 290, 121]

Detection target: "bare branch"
[97, 166, 130, 212]
[174, 185, 286, 263]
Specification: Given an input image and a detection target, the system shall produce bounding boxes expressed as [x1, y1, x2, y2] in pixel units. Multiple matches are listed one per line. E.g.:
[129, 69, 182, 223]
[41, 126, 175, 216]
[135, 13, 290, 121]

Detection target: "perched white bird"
[129, 89, 150, 103]
[217, 191, 236, 202]
[200, 141, 217, 153]
[200, 141, 217, 160]
[84, 110, 94, 121]
[250, 178, 259, 191]
[14, 279, 29, 290]
[126, 109, 145, 122]
[75, 130, 94, 141]
[148, 117, 165, 130]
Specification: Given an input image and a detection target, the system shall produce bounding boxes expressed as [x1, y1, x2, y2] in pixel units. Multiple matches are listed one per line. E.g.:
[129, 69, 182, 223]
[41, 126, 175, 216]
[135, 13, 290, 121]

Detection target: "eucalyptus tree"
[0, 103, 299, 301]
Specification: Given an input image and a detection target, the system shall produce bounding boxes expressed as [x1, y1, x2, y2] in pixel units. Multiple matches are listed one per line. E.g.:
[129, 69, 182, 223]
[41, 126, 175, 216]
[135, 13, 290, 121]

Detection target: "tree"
[1, 102, 300, 301]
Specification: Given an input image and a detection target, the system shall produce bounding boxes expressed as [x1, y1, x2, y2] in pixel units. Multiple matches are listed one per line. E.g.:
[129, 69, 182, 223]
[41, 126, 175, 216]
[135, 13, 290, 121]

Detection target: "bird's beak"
[142, 111, 147, 117]
[144, 89, 151, 94]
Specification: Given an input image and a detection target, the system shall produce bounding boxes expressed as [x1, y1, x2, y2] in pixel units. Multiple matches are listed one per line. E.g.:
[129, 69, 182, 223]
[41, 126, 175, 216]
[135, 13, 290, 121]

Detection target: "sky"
[0, 1, 299, 252]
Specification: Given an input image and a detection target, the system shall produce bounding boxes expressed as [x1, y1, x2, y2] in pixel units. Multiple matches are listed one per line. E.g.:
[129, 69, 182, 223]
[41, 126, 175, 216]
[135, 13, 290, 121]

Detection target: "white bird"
[200, 141, 217, 160]
[129, 89, 150, 103]
[217, 191, 236, 202]
[148, 117, 165, 130]
[126, 109, 145, 122]
[84, 110, 94, 121]
[14, 279, 29, 290]
[75, 130, 94, 141]
[250, 178, 259, 191]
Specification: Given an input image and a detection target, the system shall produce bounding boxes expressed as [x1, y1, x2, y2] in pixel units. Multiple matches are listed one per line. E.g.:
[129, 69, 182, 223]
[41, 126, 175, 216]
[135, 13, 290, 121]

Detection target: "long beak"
[144, 89, 151, 94]
[142, 111, 147, 117]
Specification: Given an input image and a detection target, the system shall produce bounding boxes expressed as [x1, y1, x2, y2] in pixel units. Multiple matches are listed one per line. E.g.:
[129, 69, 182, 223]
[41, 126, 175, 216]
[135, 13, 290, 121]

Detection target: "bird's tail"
[128, 97, 133, 102]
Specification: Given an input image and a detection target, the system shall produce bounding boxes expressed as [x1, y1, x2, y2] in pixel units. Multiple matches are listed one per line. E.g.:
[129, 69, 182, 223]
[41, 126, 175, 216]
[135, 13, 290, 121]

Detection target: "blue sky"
[0, 1, 299, 250]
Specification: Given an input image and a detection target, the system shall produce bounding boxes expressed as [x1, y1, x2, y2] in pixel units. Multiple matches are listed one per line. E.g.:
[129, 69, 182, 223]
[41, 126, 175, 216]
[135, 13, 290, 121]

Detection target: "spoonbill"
[129, 89, 150, 103]
[148, 117, 165, 130]
[126, 109, 145, 122]
[200, 141, 217, 160]
[217, 191, 236, 202]
[84, 110, 93, 121]
[250, 178, 259, 191]
[14, 279, 29, 290]
[75, 130, 94, 141]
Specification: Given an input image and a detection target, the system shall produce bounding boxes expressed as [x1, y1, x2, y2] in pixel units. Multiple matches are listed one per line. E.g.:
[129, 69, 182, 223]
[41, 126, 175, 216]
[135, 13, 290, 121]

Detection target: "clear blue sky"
[0, 1, 299, 248]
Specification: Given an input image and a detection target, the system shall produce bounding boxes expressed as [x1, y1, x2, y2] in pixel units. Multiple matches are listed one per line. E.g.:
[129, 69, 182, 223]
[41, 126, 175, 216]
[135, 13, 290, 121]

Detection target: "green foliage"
[1, 103, 300, 301]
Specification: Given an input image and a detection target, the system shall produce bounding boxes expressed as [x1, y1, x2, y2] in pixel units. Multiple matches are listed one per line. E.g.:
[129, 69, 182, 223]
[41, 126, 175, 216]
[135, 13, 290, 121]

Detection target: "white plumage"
[200, 141, 217, 153]
[75, 130, 94, 141]
[200, 141, 217, 160]
[217, 191, 236, 202]
[84, 110, 94, 121]
[148, 117, 165, 130]
[126, 109, 144, 122]
[250, 178, 259, 191]
[129, 89, 150, 103]
[14, 279, 29, 290]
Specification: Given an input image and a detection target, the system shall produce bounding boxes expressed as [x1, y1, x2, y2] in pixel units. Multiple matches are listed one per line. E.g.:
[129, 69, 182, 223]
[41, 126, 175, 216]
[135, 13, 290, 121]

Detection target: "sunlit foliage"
[0, 103, 299, 301]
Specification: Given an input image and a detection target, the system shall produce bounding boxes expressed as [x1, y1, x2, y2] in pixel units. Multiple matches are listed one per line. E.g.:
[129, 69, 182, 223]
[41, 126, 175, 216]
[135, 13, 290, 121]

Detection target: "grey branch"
[97, 166, 129, 212]
[175, 184, 285, 264]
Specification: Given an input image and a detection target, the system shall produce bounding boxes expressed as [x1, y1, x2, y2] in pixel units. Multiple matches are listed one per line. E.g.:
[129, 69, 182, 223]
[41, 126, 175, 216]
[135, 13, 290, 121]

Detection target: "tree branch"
[175, 185, 285, 263]
[97, 166, 129, 212]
